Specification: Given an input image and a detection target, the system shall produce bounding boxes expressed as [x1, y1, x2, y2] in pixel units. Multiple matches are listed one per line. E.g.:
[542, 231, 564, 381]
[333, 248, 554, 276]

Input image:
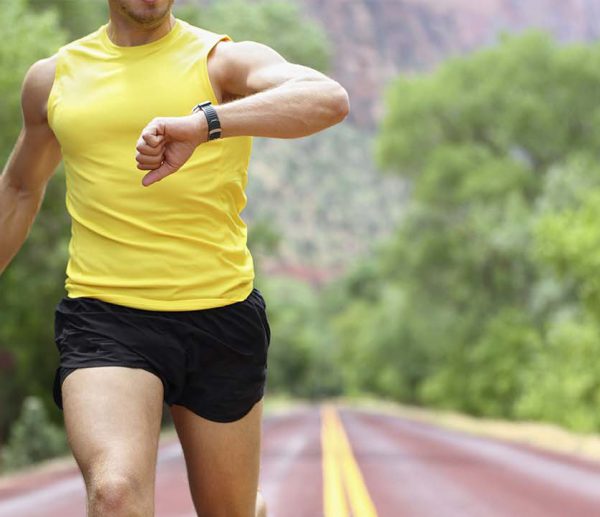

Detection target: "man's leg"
[170, 398, 266, 517]
[61, 366, 164, 517]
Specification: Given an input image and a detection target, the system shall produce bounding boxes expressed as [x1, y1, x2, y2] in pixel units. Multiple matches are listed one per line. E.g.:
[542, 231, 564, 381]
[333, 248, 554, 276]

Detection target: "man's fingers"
[141, 121, 165, 148]
[136, 140, 164, 157]
[142, 161, 176, 187]
[136, 145, 165, 169]
[135, 149, 165, 164]
[142, 132, 164, 147]
[137, 157, 164, 171]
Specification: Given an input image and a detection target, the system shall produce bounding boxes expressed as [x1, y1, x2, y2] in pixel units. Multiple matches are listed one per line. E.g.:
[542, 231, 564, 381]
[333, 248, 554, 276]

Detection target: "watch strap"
[192, 101, 222, 141]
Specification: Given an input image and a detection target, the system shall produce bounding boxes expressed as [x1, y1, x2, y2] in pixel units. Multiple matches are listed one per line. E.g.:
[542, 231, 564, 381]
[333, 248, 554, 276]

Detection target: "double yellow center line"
[320, 404, 379, 517]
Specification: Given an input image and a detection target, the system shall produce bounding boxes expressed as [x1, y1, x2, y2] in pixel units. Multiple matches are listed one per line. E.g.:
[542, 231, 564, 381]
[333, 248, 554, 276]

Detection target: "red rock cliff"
[299, 0, 600, 126]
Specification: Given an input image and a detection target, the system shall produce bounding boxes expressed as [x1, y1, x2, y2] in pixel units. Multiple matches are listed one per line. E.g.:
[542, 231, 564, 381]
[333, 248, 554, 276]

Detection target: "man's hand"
[136, 113, 207, 187]
[136, 40, 349, 188]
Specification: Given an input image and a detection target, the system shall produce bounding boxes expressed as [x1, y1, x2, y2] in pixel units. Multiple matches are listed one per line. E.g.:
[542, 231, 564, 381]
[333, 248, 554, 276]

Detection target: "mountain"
[245, 126, 407, 283]
[299, 0, 600, 126]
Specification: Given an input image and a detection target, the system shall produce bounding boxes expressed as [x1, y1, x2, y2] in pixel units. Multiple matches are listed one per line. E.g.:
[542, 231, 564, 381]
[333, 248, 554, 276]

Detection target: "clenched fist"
[136, 113, 207, 187]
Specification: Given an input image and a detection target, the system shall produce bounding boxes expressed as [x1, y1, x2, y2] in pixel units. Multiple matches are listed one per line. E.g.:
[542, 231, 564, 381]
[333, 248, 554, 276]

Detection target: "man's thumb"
[142, 161, 176, 187]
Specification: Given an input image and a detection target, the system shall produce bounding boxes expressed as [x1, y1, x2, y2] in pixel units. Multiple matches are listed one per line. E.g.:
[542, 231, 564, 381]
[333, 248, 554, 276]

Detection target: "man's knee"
[88, 473, 150, 517]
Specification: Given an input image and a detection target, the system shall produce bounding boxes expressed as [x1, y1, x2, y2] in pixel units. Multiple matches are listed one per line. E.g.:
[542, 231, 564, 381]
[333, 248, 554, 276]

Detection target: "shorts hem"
[170, 391, 265, 423]
[53, 363, 165, 411]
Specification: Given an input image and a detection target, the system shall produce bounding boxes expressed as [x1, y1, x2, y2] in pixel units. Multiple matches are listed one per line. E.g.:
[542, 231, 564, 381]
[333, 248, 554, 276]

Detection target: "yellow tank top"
[47, 19, 255, 311]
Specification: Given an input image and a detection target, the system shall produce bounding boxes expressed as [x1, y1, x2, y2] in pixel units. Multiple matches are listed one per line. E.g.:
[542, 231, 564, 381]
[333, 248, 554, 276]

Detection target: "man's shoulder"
[24, 55, 57, 95]
[23, 25, 103, 117]
[176, 18, 231, 48]
[22, 55, 59, 123]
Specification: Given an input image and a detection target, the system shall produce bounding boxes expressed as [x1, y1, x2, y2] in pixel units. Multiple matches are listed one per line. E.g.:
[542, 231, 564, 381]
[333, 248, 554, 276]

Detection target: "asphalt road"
[1, 404, 600, 516]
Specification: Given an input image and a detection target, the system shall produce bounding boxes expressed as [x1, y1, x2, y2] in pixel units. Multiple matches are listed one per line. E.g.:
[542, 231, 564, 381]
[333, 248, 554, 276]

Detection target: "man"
[0, 0, 349, 516]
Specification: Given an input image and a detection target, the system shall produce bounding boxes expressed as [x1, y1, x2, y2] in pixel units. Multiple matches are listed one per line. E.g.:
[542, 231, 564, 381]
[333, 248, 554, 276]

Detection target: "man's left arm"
[136, 41, 350, 186]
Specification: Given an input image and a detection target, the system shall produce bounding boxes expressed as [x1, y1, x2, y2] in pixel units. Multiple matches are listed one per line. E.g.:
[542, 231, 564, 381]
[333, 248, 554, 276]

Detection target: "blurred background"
[2, 0, 600, 496]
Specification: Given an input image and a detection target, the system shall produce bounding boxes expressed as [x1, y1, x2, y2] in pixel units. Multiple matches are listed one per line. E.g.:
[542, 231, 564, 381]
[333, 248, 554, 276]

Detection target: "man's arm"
[209, 40, 350, 138]
[0, 56, 62, 274]
[136, 41, 350, 186]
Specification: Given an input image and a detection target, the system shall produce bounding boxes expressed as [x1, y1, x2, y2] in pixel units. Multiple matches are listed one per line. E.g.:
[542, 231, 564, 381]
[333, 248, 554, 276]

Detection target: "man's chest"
[51, 58, 205, 155]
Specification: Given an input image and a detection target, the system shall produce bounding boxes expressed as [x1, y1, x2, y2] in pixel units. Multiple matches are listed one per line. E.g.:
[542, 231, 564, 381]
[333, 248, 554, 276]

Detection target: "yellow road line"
[321, 404, 379, 517]
[321, 405, 350, 517]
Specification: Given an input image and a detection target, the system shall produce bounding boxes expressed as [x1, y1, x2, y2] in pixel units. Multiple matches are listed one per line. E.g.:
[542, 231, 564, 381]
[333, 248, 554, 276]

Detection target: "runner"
[0, 0, 349, 515]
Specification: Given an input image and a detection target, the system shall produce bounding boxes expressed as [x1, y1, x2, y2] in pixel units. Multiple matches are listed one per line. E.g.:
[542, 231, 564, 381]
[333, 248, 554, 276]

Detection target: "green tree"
[327, 31, 600, 430]
[0, 0, 68, 438]
[516, 316, 600, 432]
[176, 0, 331, 71]
[1, 396, 69, 473]
[260, 277, 342, 398]
[536, 189, 600, 317]
[0, 0, 66, 161]
[29, 0, 107, 39]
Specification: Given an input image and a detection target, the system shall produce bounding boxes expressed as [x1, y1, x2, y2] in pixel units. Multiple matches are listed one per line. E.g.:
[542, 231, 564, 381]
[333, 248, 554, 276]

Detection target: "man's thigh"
[62, 366, 164, 498]
[170, 398, 264, 517]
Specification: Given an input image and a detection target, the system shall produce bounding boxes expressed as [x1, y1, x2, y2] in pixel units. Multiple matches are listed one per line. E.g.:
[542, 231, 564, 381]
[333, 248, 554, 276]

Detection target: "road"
[1, 403, 600, 516]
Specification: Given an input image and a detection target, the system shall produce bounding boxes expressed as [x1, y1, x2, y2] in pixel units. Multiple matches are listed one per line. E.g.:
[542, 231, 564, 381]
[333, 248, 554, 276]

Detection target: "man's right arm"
[0, 55, 62, 275]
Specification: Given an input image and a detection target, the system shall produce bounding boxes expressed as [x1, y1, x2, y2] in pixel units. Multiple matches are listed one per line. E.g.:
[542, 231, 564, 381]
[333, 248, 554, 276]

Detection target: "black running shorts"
[51, 287, 271, 423]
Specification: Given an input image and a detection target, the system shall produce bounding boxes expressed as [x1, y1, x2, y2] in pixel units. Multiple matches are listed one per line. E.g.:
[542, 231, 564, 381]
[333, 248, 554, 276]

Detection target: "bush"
[1, 396, 69, 473]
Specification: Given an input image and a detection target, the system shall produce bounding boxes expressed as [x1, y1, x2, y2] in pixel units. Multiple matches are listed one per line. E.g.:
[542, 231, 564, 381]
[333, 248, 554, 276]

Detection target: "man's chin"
[126, 10, 169, 27]
[119, 1, 173, 27]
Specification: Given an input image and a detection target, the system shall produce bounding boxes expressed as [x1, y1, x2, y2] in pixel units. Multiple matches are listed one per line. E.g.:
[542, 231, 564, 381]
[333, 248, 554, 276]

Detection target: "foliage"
[258, 276, 343, 398]
[246, 125, 406, 270]
[536, 190, 600, 317]
[331, 285, 432, 402]
[328, 31, 600, 431]
[176, 0, 331, 71]
[420, 310, 540, 418]
[1, 397, 69, 473]
[247, 216, 282, 277]
[0, 0, 66, 162]
[377, 32, 600, 179]
[28, 0, 107, 39]
[515, 316, 600, 432]
[0, 0, 68, 438]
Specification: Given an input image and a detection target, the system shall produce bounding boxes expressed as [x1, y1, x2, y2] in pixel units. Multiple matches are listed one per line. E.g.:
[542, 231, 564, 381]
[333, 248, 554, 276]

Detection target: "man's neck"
[106, 13, 175, 47]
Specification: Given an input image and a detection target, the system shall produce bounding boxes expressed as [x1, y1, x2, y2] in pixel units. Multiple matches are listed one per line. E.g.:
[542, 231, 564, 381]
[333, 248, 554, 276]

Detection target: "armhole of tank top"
[46, 49, 63, 129]
[200, 33, 232, 106]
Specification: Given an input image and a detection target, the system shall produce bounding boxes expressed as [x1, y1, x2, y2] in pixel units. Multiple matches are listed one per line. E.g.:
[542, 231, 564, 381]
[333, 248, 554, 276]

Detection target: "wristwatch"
[192, 101, 222, 141]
